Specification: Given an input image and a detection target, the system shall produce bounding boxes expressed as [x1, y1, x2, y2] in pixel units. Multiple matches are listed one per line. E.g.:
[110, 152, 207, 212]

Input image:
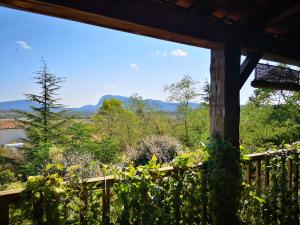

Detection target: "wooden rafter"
[240, 52, 262, 89]
[263, 3, 300, 28]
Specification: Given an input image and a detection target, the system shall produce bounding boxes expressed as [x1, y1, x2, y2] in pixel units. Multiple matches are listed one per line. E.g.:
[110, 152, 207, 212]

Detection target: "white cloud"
[16, 41, 32, 50]
[129, 63, 140, 71]
[170, 49, 188, 57]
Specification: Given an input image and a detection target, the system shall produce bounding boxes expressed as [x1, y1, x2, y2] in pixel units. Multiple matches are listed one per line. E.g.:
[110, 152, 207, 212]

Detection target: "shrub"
[93, 139, 119, 163]
[62, 151, 102, 179]
[126, 135, 182, 165]
[0, 169, 19, 190]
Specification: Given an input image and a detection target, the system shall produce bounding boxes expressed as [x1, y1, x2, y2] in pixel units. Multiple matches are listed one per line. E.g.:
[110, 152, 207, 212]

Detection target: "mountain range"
[0, 95, 200, 113]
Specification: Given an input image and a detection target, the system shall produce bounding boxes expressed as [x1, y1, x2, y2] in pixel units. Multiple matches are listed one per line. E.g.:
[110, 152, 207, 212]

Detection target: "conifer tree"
[18, 60, 66, 175]
[200, 79, 211, 105]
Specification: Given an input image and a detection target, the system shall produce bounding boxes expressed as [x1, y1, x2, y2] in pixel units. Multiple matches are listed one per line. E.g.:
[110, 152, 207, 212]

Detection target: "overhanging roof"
[1, 0, 300, 66]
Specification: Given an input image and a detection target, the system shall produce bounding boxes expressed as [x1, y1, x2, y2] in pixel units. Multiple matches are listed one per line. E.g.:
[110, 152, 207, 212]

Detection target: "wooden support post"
[210, 44, 241, 225]
[210, 44, 241, 147]
[0, 204, 9, 225]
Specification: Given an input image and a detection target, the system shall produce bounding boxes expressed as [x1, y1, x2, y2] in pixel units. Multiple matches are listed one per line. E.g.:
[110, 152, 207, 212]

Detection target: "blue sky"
[0, 6, 256, 107]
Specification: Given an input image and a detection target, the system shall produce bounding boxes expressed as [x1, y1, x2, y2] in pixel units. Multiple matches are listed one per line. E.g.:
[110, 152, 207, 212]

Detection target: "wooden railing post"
[288, 158, 293, 189]
[256, 160, 262, 194]
[102, 186, 111, 225]
[80, 187, 88, 225]
[265, 157, 270, 188]
[0, 203, 9, 225]
[246, 162, 252, 184]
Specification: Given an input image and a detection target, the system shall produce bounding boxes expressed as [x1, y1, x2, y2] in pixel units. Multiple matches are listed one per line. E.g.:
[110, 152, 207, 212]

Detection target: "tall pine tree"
[18, 60, 67, 175]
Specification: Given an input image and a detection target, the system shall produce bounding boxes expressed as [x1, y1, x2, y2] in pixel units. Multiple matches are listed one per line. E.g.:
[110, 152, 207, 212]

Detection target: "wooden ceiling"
[162, 0, 300, 42]
[1, 0, 299, 66]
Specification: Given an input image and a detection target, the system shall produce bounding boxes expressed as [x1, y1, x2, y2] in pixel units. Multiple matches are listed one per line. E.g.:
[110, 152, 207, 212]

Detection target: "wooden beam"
[238, 31, 300, 67]
[189, 0, 230, 15]
[0, 0, 231, 49]
[240, 52, 262, 89]
[263, 3, 300, 28]
[0, 0, 299, 66]
[210, 44, 240, 147]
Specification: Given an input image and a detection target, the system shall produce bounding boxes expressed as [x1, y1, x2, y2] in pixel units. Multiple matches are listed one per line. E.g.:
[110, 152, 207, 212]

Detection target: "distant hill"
[0, 95, 201, 113]
[75, 95, 200, 112]
[0, 100, 39, 112]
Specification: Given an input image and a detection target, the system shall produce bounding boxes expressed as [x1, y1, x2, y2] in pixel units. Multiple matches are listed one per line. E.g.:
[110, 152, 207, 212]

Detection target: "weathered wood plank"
[0, 204, 9, 225]
[210, 43, 241, 225]
[0, 188, 24, 205]
[288, 158, 293, 189]
[210, 44, 240, 147]
[256, 160, 262, 194]
[246, 162, 252, 184]
[265, 157, 270, 187]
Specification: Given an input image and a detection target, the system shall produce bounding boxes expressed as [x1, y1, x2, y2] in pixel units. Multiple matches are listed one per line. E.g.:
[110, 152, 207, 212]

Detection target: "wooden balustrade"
[244, 149, 299, 190]
[0, 149, 299, 225]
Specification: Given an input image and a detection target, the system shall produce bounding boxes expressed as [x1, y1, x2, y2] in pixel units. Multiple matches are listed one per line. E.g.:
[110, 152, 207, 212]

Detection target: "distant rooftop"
[0, 119, 22, 130]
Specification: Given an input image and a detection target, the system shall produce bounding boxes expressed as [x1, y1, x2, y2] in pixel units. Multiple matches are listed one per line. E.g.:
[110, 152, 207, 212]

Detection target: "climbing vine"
[8, 145, 300, 225]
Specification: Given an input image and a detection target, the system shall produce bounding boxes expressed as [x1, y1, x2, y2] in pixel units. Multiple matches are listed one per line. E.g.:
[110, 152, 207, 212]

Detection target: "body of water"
[0, 129, 26, 145]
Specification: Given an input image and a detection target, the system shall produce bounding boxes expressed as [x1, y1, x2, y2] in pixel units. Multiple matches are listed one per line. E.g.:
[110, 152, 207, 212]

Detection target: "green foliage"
[0, 169, 18, 190]
[94, 139, 119, 163]
[187, 106, 210, 147]
[112, 155, 208, 225]
[15, 164, 83, 225]
[128, 93, 146, 115]
[241, 88, 300, 150]
[207, 139, 241, 225]
[8, 147, 300, 225]
[240, 151, 299, 225]
[164, 75, 200, 146]
[64, 122, 98, 154]
[93, 98, 126, 140]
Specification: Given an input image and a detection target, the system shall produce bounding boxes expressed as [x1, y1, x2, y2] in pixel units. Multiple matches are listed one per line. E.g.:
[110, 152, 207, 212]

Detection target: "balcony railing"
[0, 149, 299, 225]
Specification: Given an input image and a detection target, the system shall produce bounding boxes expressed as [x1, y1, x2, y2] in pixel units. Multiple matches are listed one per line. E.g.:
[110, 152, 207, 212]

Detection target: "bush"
[0, 169, 18, 190]
[94, 139, 119, 163]
[62, 151, 102, 179]
[126, 135, 182, 165]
